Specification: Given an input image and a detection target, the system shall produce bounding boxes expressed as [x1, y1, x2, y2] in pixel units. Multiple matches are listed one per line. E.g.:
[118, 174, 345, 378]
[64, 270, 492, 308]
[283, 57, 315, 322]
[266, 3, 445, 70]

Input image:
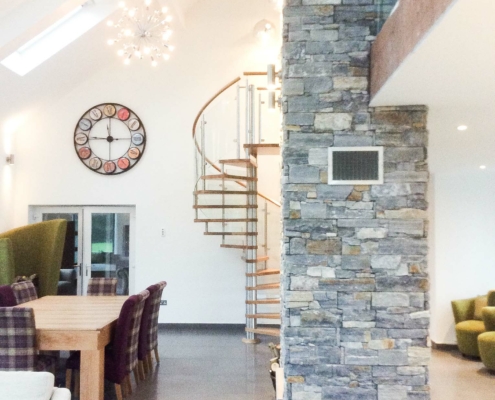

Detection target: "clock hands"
[90, 137, 130, 140]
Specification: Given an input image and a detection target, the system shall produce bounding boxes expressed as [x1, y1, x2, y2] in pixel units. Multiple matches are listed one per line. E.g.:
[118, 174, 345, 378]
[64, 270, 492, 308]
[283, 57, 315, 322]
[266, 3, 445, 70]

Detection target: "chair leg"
[154, 346, 160, 363]
[74, 371, 80, 397]
[142, 357, 149, 376]
[138, 361, 146, 380]
[115, 384, 123, 400]
[65, 369, 72, 390]
[147, 351, 153, 371]
[133, 367, 140, 385]
[125, 374, 133, 395]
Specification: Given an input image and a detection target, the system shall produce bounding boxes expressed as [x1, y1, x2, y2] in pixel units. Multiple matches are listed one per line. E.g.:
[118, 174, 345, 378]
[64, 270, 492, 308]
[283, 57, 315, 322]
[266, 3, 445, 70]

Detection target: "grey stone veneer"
[281, 1, 430, 400]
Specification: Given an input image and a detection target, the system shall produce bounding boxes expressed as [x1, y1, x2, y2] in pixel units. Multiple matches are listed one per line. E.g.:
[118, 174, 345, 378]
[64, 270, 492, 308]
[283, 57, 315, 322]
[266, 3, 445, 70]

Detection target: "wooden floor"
[57, 325, 277, 400]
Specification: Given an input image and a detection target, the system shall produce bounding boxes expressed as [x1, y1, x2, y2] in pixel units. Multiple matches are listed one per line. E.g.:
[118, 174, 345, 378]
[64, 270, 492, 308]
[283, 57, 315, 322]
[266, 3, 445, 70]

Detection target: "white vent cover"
[328, 147, 384, 185]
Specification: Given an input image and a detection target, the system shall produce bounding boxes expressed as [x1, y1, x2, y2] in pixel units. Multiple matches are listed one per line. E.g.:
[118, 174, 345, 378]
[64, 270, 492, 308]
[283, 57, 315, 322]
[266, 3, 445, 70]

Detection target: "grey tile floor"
[60, 328, 495, 400]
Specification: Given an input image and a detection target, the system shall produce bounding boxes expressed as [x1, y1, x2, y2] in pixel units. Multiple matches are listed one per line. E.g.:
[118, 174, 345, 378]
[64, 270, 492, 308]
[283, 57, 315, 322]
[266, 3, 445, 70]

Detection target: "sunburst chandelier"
[107, 0, 175, 67]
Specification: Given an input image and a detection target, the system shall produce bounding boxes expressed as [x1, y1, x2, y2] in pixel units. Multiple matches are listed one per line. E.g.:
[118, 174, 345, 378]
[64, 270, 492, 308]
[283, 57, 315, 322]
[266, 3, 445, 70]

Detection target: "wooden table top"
[16, 296, 128, 331]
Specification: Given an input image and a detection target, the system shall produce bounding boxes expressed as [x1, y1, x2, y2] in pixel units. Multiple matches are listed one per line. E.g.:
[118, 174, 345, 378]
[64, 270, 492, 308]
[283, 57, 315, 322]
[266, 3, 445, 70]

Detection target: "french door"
[30, 206, 135, 295]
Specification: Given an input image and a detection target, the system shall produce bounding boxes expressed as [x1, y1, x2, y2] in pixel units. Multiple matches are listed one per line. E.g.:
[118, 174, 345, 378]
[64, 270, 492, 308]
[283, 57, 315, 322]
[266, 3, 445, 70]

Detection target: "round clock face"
[74, 103, 146, 175]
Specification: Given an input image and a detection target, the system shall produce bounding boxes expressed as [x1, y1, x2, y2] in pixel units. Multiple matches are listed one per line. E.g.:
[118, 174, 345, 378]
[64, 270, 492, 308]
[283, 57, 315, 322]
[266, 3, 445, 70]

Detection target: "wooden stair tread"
[201, 174, 257, 181]
[246, 269, 280, 277]
[246, 313, 280, 319]
[194, 218, 257, 223]
[246, 299, 280, 305]
[193, 205, 258, 209]
[244, 256, 270, 263]
[246, 283, 280, 290]
[194, 190, 258, 195]
[221, 244, 258, 250]
[245, 327, 280, 337]
[219, 157, 257, 167]
[244, 144, 280, 155]
[205, 232, 257, 236]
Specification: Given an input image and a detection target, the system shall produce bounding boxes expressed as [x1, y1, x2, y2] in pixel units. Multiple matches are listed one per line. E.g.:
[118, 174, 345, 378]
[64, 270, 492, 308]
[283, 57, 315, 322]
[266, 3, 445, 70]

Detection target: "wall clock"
[74, 103, 146, 175]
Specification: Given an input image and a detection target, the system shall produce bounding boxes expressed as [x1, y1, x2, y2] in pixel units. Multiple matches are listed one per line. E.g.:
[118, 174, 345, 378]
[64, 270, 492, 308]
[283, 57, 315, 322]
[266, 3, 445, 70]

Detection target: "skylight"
[1, 2, 116, 76]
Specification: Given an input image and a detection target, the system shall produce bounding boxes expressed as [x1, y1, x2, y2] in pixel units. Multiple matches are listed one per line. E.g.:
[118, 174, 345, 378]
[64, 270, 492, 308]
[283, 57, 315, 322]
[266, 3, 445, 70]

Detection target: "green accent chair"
[478, 308, 495, 370]
[451, 291, 495, 357]
[0, 238, 15, 286]
[0, 220, 67, 297]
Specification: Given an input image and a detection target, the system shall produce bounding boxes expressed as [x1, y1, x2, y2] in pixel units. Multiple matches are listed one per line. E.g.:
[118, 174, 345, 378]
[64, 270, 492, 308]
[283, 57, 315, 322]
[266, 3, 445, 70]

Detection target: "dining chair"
[11, 281, 38, 305]
[65, 290, 149, 400]
[86, 277, 118, 296]
[0, 308, 56, 373]
[0, 285, 17, 307]
[138, 281, 167, 377]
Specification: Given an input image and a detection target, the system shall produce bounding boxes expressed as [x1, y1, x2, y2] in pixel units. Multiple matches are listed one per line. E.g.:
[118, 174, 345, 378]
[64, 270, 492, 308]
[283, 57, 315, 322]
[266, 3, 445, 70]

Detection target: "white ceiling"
[371, 0, 495, 109]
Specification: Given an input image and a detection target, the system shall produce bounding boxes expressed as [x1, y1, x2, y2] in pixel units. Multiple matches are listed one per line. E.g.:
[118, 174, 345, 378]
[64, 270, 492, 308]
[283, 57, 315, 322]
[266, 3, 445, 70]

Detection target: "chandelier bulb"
[168, 45, 175, 51]
[117, 49, 124, 56]
[165, 15, 173, 22]
[107, 20, 114, 27]
[124, 58, 130, 65]
[107, 39, 115, 46]
[163, 54, 170, 60]
[162, 7, 168, 13]
[145, 0, 152, 5]
[151, 60, 157, 67]
[118, 1, 125, 8]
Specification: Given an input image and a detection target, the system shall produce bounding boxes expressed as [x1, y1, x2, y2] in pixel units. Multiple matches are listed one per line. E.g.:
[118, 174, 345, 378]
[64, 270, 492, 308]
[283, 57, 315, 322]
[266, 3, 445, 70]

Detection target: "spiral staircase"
[192, 72, 281, 343]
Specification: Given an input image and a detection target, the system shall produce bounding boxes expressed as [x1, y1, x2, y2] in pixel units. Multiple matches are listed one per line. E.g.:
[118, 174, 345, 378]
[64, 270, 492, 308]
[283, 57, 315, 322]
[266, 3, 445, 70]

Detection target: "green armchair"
[478, 308, 495, 370]
[0, 220, 67, 297]
[451, 291, 495, 357]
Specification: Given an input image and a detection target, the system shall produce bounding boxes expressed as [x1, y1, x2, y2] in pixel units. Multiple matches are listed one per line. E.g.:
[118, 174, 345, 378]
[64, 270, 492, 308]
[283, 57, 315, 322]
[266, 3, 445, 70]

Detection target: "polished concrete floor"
[106, 325, 277, 400]
[430, 348, 495, 400]
[60, 328, 495, 400]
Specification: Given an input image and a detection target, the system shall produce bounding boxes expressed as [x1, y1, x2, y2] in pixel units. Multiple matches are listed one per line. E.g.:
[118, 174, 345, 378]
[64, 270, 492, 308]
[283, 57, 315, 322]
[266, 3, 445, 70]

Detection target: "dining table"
[16, 295, 128, 400]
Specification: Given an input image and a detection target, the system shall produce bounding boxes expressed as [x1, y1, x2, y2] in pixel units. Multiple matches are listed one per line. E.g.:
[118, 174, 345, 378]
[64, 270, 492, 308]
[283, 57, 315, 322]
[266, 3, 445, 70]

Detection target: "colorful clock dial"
[74, 103, 146, 175]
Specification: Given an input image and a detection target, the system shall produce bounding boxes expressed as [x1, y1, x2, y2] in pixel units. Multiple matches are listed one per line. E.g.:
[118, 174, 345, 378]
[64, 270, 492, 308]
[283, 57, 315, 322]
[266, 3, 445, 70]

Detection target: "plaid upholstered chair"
[86, 277, 118, 296]
[0, 285, 17, 307]
[138, 281, 167, 377]
[11, 281, 38, 305]
[66, 290, 149, 400]
[0, 308, 55, 373]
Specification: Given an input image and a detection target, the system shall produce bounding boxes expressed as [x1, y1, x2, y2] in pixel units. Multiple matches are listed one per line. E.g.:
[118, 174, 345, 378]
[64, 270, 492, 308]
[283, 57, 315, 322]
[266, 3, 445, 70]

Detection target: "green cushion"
[456, 320, 486, 357]
[0, 220, 67, 297]
[478, 332, 495, 370]
[0, 238, 15, 285]
[474, 296, 488, 320]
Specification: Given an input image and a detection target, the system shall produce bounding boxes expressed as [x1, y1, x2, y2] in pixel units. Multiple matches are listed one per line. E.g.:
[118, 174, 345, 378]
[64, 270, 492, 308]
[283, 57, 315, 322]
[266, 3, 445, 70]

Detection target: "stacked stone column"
[281, 1, 430, 399]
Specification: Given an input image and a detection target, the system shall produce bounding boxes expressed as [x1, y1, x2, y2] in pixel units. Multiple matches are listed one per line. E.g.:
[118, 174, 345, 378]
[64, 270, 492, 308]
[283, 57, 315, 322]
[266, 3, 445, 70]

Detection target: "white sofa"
[0, 371, 71, 400]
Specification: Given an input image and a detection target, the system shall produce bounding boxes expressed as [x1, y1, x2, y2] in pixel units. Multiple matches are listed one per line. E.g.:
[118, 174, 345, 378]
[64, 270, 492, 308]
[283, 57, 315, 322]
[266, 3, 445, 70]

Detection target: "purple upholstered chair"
[138, 281, 167, 376]
[0, 285, 17, 307]
[0, 308, 55, 372]
[66, 290, 149, 400]
[11, 281, 38, 305]
[86, 277, 118, 296]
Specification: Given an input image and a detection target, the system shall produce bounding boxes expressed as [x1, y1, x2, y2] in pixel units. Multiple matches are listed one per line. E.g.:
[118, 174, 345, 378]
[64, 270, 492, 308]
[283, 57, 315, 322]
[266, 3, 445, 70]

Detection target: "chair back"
[109, 290, 149, 383]
[138, 284, 159, 361]
[146, 281, 167, 353]
[87, 278, 118, 296]
[11, 281, 38, 305]
[0, 308, 36, 371]
[0, 285, 17, 307]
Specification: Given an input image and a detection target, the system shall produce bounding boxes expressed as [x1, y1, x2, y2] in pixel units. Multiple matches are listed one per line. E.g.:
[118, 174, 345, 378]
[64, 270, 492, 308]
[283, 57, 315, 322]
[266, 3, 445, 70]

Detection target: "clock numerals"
[118, 108, 130, 121]
[89, 108, 102, 121]
[89, 158, 102, 170]
[103, 104, 116, 117]
[75, 103, 145, 175]
[103, 161, 117, 174]
[118, 158, 131, 170]
[131, 133, 144, 146]
[75, 133, 88, 145]
[78, 147, 91, 160]
[79, 119, 92, 131]
[128, 118, 140, 131]
[128, 147, 141, 160]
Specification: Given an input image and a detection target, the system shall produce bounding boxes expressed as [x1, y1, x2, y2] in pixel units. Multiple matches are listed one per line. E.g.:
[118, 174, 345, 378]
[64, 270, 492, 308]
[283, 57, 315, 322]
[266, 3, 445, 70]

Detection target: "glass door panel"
[89, 212, 130, 295]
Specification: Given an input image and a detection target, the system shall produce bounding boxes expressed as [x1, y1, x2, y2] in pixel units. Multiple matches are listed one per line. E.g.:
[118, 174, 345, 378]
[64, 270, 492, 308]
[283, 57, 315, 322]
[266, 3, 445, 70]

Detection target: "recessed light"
[457, 125, 468, 131]
[480, 165, 486, 170]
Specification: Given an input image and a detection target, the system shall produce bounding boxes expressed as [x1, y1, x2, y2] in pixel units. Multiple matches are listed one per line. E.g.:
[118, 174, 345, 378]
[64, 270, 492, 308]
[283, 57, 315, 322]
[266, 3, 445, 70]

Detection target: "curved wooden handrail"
[192, 77, 241, 138]
[192, 76, 281, 208]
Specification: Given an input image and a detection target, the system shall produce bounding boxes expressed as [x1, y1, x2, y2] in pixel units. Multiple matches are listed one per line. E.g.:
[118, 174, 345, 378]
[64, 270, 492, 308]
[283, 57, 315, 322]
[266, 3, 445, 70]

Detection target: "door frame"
[29, 205, 136, 295]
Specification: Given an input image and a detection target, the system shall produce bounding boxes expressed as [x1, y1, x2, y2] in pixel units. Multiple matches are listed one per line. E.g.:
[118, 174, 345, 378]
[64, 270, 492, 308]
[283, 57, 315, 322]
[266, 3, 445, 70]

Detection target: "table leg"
[80, 349, 105, 400]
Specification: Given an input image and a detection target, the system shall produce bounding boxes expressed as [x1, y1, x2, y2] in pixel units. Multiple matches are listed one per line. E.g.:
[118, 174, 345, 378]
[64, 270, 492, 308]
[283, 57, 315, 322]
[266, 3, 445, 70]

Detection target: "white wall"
[0, 0, 281, 323]
[429, 106, 495, 344]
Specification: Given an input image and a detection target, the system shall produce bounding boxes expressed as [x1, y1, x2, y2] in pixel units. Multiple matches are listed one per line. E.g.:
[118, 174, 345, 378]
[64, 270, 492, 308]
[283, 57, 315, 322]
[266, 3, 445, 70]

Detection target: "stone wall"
[281, 2, 430, 400]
